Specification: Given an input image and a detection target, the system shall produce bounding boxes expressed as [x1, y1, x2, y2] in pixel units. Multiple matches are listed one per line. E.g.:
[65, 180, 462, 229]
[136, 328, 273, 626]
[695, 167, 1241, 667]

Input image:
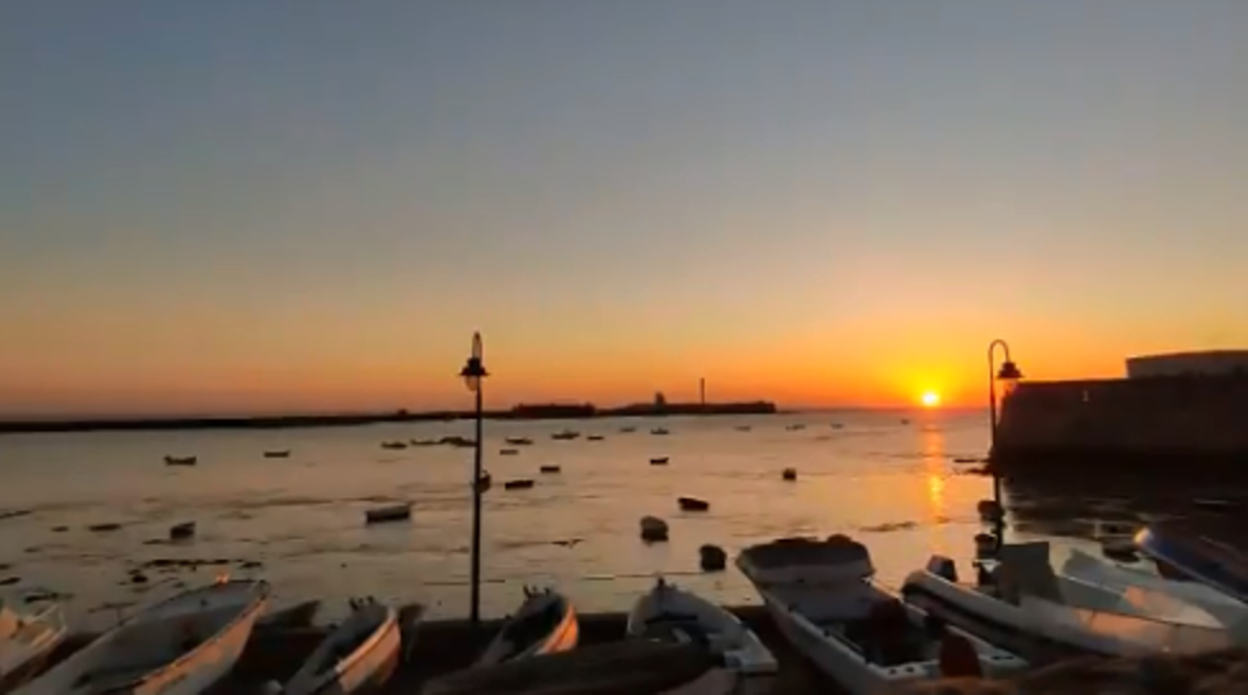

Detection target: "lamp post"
[987, 339, 1022, 549]
[460, 332, 489, 624]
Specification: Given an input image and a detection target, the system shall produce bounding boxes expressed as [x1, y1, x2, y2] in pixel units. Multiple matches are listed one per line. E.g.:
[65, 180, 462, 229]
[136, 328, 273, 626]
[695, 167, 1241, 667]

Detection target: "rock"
[699, 544, 727, 572]
[169, 521, 196, 541]
[678, 497, 710, 512]
[782, 467, 797, 481]
[640, 516, 669, 542]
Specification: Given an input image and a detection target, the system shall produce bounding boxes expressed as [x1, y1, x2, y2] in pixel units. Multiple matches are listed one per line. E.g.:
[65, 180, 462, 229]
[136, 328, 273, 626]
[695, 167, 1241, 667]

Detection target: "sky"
[2, 2, 1247, 416]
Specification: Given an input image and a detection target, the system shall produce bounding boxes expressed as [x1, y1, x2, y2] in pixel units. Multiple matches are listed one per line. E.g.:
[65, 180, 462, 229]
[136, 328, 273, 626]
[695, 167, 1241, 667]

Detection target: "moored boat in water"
[16, 579, 269, 695]
[280, 598, 403, 695]
[0, 599, 68, 691]
[627, 578, 776, 680]
[550, 430, 580, 441]
[738, 536, 1025, 694]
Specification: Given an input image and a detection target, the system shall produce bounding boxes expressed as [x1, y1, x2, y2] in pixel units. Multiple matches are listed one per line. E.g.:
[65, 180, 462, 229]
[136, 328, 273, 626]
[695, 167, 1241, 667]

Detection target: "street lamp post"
[987, 339, 1022, 548]
[460, 332, 489, 624]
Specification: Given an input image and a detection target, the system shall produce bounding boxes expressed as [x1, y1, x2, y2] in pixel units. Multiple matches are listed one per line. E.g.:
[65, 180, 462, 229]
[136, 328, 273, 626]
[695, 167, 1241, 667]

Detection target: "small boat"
[587, 435, 605, 442]
[164, 455, 197, 466]
[1061, 549, 1248, 626]
[256, 600, 322, 631]
[651, 428, 670, 436]
[280, 598, 402, 695]
[785, 424, 806, 431]
[1134, 524, 1248, 603]
[503, 479, 535, 491]
[551, 430, 580, 441]
[438, 436, 475, 448]
[781, 468, 797, 481]
[901, 542, 1245, 660]
[538, 465, 561, 474]
[504, 437, 533, 446]
[640, 516, 669, 543]
[380, 442, 408, 451]
[739, 536, 1025, 694]
[475, 588, 578, 667]
[678, 497, 710, 512]
[619, 426, 638, 433]
[627, 578, 777, 678]
[498, 448, 519, 456]
[0, 600, 68, 691]
[263, 450, 291, 459]
[365, 503, 412, 525]
[169, 521, 196, 541]
[423, 640, 723, 695]
[650, 456, 670, 466]
[734, 425, 751, 432]
[17, 579, 269, 695]
[410, 439, 439, 447]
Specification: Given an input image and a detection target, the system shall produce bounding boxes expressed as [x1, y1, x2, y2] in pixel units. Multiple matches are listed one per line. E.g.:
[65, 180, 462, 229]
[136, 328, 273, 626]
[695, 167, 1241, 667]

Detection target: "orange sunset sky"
[2, 3, 1246, 417]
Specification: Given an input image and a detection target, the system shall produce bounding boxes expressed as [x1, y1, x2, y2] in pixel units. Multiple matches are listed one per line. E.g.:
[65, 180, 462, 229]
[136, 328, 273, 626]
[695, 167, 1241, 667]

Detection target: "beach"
[1, 408, 1244, 635]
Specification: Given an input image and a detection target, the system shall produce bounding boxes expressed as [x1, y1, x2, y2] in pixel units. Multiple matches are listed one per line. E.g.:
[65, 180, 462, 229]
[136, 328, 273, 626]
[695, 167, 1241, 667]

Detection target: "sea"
[0, 409, 1243, 632]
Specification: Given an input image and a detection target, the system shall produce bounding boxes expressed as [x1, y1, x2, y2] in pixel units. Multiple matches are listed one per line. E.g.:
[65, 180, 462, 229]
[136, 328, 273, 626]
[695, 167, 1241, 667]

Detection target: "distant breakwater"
[0, 400, 778, 434]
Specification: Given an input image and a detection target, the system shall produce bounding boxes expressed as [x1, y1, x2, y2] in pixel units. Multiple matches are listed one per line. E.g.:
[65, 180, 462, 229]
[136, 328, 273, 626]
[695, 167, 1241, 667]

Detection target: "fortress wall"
[995, 376, 1248, 459]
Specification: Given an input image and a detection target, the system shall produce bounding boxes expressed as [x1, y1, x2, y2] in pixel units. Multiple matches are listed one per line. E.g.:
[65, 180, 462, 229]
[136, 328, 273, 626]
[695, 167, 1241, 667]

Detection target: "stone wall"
[994, 375, 1248, 461]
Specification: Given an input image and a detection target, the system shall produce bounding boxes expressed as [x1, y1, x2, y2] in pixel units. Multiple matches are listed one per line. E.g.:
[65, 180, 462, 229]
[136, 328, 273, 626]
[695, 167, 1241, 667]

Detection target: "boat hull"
[0, 603, 68, 691]
[16, 580, 269, 695]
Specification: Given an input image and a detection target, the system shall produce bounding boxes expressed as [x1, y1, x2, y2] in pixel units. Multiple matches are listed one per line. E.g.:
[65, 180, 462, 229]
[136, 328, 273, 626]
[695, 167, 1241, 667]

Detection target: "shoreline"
[0, 400, 779, 434]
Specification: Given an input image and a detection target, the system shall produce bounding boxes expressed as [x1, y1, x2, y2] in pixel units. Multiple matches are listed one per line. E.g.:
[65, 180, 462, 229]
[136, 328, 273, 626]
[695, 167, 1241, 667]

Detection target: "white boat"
[0, 600, 68, 691]
[1134, 524, 1248, 604]
[16, 579, 269, 695]
[280, 598, 402, 695]
[901, 542, 1247, 659]
[626, 578, 777, 678]
[1062, 548, 1248, 627]
[738, 536, 1025, 695]
[475, 587, 578, 667]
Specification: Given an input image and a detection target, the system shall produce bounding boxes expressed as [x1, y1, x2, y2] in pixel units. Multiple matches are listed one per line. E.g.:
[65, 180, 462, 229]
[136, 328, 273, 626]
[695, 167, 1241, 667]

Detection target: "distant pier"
[0, 400, 778, 434]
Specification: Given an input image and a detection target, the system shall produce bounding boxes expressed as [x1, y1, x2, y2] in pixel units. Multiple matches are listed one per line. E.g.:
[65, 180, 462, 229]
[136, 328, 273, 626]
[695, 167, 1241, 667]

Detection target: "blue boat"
[1134, 524, 1248, 604]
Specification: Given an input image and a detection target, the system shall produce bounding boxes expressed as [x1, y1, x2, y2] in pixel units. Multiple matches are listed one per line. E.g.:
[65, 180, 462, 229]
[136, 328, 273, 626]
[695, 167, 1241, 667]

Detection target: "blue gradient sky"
[2, 2, 1247, 415]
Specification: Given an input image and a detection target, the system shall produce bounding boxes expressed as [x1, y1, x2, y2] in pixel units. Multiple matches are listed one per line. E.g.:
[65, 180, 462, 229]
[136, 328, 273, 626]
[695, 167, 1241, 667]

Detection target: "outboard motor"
[925, 555, 958, 583]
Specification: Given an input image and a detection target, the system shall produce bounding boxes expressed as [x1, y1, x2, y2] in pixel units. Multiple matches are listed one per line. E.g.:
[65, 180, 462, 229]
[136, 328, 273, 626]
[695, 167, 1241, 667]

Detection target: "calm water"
[1, 409, 1240, 631]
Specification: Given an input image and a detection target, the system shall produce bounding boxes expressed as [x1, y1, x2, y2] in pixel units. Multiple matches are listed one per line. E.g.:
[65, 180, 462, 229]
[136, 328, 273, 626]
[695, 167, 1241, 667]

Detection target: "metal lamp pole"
[987, 339, 1022, 548]
[460, 332, 489, 624]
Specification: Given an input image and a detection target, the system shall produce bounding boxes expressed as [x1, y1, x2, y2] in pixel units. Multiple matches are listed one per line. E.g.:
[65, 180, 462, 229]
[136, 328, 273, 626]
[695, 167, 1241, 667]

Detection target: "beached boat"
[550, 430, 580, 441]
[1134, 524, 1248, 604]
[475, 587, 578, 667]
[423, 640, 727, 695]
[280, 598, 402, 695]
[901, 542, 1246, 660]
[0, 600, 68, 691]
[16, 579, 268, 695]
[738, 536, 1024, 694]
[257, 600, 321, 631]
[627, 578, 776, 679]
[1062, 548, 1248, 625]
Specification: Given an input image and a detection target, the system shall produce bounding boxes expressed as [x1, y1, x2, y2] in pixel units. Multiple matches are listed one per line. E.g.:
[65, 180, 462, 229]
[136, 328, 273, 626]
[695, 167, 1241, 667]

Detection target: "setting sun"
[921, 391, 941, 408]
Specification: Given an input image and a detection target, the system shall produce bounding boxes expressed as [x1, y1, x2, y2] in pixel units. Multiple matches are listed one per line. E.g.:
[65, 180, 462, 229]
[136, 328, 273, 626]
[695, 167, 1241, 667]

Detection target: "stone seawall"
[993, 376, 1248, 467]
